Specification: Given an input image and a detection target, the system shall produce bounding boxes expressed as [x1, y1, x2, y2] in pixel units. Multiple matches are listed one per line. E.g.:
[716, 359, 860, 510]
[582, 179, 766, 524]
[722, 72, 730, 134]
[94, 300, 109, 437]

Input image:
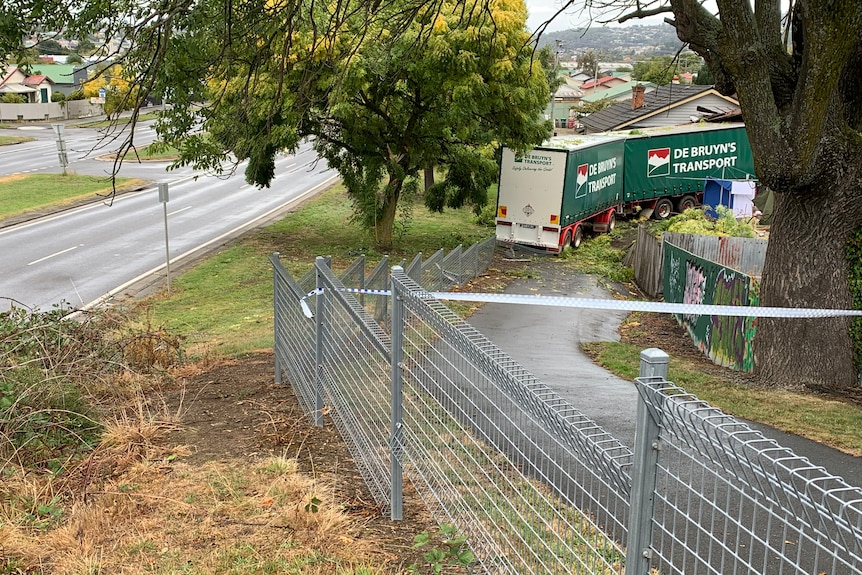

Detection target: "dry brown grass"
[0, 389, 398, 575]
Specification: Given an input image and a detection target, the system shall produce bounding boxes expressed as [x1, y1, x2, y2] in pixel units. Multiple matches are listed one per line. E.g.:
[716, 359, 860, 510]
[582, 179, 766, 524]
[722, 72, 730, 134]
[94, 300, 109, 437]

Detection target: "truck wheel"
[607, 211, 616, 233]
[652, 198, 673, 220]
[675, 195, 697, 213]
[561, 229, 572, 250]
[572, 226, 583, 248]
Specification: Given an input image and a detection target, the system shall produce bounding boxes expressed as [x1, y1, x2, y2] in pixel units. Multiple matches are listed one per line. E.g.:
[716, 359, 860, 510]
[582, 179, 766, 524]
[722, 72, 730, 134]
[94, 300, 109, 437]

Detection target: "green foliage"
[563, 232, 634, 284]
[578, 49, 598, 74]
[1, 93, 25, 104]
[845, 226, 862, 372]
[694, 63, 714, 85]
[408, 524, 475, 574]
[652, 206, 755, 238]
[631, 55, 676, 85]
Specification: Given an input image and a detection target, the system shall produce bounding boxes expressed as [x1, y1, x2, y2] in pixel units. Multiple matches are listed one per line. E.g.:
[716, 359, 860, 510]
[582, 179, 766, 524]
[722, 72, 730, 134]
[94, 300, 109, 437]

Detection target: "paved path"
[466, 258, 862, 487]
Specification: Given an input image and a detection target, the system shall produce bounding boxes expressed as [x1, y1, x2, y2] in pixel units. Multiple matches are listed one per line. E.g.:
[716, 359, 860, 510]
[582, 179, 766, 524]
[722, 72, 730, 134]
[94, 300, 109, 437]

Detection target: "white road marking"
[28, 245, 79, 266]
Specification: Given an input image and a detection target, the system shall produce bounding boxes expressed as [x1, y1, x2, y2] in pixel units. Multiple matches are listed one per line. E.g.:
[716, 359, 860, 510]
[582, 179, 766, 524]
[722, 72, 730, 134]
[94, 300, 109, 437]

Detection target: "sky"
[524, 0, 669, 33]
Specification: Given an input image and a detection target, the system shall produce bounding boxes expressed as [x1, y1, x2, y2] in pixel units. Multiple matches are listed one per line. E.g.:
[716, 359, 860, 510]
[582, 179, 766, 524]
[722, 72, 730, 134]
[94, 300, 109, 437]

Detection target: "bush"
[0, 304, 183, 471]
[652, 205, 756, 238]
[1, 93, 26, 104]
[51, 92, 66, 103]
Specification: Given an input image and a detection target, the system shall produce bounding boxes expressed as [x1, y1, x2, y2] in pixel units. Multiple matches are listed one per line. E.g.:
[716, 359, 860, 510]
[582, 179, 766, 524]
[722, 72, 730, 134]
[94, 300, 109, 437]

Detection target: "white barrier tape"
[298, 288, 862, 319]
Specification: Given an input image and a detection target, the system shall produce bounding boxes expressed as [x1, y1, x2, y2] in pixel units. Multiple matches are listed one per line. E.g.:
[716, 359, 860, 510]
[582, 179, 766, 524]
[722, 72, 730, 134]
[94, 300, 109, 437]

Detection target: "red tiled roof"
[580, 76, 616, 90]
[24, 75, 53, 86]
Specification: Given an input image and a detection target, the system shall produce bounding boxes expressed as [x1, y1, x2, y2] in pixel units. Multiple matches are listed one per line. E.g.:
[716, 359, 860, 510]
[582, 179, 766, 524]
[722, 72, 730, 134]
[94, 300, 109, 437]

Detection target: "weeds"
[408, 524, 475, 574]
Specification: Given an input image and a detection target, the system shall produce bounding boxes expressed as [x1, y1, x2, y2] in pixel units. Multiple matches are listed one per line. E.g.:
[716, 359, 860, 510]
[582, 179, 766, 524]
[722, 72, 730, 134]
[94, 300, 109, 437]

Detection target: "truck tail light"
[542, 226, 558, 233]
[497, 220, 512, 226]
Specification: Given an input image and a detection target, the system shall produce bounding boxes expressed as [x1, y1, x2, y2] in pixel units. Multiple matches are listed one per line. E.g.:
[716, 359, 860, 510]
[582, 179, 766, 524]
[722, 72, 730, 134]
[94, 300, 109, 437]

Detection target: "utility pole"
[549, 39, 562, 134]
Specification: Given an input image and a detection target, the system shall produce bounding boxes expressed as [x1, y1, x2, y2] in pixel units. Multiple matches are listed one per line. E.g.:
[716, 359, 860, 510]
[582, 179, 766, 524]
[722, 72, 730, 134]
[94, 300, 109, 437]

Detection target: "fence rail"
[272, 238, 862, 575]
[629, 225, 768, 297]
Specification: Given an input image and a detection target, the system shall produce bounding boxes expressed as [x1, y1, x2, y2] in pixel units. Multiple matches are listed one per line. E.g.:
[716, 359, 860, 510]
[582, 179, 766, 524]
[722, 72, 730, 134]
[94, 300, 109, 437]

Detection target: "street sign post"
[158, 183, 171, 293]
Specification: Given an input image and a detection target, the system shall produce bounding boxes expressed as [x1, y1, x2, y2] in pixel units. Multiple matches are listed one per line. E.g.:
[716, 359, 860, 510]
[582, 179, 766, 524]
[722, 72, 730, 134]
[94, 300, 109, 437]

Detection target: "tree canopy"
[0, 0, 549, 249]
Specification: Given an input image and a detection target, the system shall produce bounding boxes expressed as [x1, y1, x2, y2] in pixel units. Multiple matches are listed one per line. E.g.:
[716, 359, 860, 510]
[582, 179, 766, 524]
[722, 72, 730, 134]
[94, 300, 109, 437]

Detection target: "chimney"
[632, 84, 646, 110]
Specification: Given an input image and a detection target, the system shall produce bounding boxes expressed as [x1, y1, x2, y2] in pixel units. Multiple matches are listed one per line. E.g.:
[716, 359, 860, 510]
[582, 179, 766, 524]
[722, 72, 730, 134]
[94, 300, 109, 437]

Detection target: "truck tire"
[572, 225, 583, 248]
[652, 198, 673, 220]
[561, 229, 572, 250]
[607, 211, 616, 233]
[675, 195, 697, 213]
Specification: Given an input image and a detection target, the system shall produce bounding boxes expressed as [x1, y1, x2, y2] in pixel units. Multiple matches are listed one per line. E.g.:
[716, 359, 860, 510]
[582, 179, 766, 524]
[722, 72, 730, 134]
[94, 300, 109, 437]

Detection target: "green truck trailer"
[495, 123, 756, 252]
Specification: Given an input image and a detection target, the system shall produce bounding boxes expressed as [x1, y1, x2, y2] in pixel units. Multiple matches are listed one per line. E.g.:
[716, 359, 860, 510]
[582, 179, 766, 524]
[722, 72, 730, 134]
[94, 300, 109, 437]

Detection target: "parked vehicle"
[495, 124, 756, 251]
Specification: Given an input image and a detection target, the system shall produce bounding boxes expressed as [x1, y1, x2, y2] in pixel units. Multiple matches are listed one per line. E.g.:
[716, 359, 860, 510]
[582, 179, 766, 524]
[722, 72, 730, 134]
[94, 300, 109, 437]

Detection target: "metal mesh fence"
[272, 237, 862, 575]
[392, 268, 630, 574]
[636, 376, 862, 575]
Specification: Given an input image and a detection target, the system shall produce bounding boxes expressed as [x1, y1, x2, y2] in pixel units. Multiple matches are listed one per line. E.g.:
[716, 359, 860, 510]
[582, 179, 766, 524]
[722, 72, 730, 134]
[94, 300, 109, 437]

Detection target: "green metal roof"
[30, 63, 77, 84]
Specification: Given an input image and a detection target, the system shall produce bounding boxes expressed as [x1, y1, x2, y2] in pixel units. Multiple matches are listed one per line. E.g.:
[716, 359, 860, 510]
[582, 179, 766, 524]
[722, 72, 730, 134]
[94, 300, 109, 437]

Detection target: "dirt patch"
[162, 353, 440, 570]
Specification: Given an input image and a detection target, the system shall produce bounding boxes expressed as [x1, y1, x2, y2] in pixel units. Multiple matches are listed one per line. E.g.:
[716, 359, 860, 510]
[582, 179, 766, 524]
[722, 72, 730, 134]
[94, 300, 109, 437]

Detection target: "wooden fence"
[628, 224, 768, 297]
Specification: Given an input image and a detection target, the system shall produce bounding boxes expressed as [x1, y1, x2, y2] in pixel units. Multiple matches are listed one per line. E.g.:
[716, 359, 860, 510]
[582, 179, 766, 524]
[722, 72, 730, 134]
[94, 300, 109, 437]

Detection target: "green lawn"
[146, 183, 493, 356]
[0, 173, 147, 220]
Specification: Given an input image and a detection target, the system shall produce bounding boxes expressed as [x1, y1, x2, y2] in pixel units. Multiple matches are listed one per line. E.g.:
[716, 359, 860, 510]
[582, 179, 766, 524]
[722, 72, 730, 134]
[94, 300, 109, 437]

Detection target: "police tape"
[298, 288, 862, 320]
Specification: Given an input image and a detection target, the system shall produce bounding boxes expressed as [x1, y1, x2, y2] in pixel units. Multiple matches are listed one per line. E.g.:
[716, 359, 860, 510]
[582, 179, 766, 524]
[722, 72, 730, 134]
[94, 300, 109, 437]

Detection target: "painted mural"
[663, 243, 759, 371]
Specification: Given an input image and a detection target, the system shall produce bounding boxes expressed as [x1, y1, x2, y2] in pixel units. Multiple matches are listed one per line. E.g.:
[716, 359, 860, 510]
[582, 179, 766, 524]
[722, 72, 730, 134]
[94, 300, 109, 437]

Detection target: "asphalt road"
[1, 124, 337, 311]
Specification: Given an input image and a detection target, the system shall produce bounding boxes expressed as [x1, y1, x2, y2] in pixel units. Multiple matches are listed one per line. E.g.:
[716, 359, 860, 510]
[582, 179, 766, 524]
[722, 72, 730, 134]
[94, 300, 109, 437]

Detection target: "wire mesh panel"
[314, 260, 394, 513]
[477, 235, 496, 273]
[636, 377, 862, 575]
[421, 248, 446, 291]
[391, 268, 632, 575]
[440, 244, 463, 287]
[271, 254, 318, 418]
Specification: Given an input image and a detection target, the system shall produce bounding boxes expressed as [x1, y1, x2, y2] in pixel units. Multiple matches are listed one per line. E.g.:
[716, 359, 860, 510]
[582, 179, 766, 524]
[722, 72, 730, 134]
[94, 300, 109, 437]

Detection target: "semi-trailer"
[495, 123, 756, 252]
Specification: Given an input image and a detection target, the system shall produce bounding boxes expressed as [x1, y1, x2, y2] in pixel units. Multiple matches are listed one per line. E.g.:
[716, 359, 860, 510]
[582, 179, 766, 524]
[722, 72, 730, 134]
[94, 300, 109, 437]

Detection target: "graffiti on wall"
[664, 245, 758, 371]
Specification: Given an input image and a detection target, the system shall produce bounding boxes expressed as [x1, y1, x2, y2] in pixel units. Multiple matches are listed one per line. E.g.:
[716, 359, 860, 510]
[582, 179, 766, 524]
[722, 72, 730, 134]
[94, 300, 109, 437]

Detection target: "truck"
[495, 123, 756, 252]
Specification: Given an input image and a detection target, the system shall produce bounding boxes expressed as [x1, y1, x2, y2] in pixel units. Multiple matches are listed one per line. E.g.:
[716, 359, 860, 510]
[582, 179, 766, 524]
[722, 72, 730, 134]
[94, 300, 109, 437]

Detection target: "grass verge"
[0, 173, 147, 220]
[147, 183, 492, 357]
[0, 135, 35, 146]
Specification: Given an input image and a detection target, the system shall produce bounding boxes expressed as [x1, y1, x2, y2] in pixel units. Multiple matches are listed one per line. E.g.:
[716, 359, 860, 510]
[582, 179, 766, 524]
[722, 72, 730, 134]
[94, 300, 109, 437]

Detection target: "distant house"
[567, 71, 593, 85]
[546, 84, 585, 127]
[0, 67, 36, 101]
[578, 75, 628, 93]
[30, 63, 79, 96]
[579, 83, 740, 133]
[580, 81, 657, 104]
[23, 75, 55, 103]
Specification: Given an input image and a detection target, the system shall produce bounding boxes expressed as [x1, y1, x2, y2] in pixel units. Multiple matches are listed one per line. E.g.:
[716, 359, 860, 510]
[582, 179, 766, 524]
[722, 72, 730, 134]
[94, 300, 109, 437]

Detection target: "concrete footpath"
[465, 258, 862, 488]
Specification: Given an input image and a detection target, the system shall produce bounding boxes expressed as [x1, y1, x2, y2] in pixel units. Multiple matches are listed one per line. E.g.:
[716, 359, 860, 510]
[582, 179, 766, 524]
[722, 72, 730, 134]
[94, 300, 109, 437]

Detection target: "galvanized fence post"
[626, 348, 669, 575]
[389, 266, 405, 520]
[313, 257, 327, 427]
[273, 252, 282, 385]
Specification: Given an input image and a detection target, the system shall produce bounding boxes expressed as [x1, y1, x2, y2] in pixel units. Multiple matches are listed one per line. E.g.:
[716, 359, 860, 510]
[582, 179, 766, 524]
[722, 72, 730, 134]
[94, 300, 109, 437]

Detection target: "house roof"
[0, 84, 36, 94]
[24, 74, 54, 86]
[580, 81, 656, 103]
[579, 84, 738, 132]
[579, 76, 618, 90]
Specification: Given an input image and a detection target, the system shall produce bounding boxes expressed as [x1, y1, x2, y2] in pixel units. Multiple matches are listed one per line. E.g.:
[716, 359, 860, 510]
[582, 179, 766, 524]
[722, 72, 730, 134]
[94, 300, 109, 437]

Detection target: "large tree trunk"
[661, 0, 862, 388]
[374, 177, 403, 251]
[755, 189, 858, 388]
